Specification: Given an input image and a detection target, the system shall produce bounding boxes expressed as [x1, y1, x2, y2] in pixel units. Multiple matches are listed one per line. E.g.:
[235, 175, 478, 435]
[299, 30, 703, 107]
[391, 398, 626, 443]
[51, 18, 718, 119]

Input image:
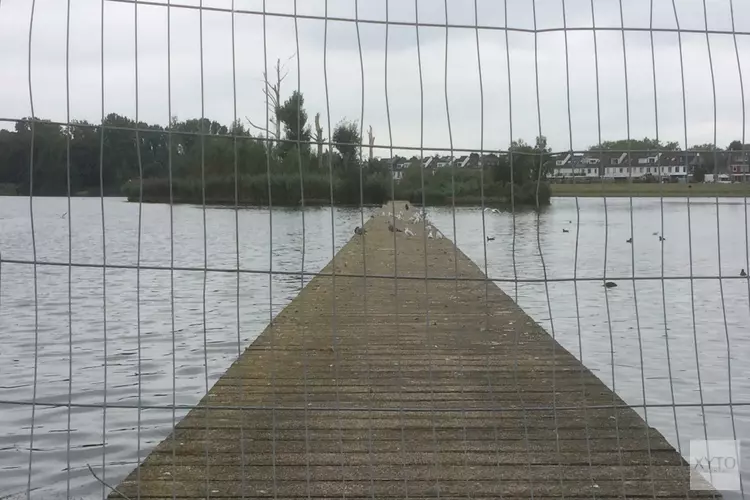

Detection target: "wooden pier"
[113, 202, 712, 499]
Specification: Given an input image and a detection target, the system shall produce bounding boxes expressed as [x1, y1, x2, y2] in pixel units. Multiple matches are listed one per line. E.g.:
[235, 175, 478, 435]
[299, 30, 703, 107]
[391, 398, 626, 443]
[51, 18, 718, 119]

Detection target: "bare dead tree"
[367, 125, 375, 161]
[246, 55, 295, 155]
[313, 112, 324, 169]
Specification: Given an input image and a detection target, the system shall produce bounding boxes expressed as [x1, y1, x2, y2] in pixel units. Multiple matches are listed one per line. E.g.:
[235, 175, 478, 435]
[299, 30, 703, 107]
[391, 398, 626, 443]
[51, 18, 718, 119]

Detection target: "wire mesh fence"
[1, 0, 750, 499]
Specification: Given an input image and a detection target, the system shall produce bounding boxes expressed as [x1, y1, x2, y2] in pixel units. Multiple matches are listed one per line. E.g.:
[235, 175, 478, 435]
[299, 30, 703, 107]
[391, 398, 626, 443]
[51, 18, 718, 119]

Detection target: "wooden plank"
[112, 202, 714, 499]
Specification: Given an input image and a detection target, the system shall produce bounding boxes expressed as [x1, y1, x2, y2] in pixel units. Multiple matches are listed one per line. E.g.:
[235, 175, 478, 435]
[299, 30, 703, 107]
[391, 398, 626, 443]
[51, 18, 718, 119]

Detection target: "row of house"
[391, 153, 502, 171]
[380, 148, 750, 183]
[386, 153, 502, 181]
[551, 149, 750, 182]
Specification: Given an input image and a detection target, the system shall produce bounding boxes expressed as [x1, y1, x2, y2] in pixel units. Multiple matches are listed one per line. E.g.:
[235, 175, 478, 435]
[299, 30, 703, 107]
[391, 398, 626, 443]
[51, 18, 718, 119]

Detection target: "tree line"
[0, 89, 555, 206]
[3, 97, 745, 205]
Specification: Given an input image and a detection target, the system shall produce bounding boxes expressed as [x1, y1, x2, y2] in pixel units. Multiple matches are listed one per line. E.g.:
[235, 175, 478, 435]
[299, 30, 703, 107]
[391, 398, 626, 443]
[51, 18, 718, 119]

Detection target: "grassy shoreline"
[551, 182, 750, 197]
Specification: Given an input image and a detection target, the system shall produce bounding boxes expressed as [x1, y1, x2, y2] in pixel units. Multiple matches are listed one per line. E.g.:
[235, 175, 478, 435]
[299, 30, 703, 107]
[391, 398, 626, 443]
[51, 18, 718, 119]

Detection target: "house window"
[587, 168, 591, 174]
[619, 168, 623, 173]
[649, 158, 655, 164]
[680, 166, 685, 172]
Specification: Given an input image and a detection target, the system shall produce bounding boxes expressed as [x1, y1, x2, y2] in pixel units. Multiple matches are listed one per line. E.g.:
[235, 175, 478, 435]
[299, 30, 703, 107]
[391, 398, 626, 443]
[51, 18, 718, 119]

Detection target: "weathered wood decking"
[114, 202, 711, 499]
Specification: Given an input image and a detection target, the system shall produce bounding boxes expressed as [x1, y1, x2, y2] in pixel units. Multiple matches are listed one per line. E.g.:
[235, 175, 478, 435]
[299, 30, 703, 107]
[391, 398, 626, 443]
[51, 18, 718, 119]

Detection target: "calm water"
[1, 196, 749, 499]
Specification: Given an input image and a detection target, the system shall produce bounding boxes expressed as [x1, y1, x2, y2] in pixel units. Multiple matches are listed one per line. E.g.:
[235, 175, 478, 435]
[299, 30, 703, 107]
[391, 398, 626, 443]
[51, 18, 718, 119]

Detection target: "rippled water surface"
[1, 196, 749, 499]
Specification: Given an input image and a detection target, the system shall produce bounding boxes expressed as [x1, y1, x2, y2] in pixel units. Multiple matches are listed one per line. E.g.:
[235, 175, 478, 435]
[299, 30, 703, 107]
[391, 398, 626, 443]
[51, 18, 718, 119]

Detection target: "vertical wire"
[166, 1, 178, 498]
[590, 0, 625, 494]
[414, 3, 435, 498]
[670, 1, 711, 479]
[230, 1, 247, 498]
[529, 0, 564, 495]
[24, 1, 39, 498]
[322, 0, 345, 491]
[729, 0, 750, 378]
[559, 0, 594, 494]
[505, 3, 517, 305]
[198, 1, 210, 497]
[504, 2, 534, 498]
[441, 3, 469, 497]
[292, 2, 311, 498]
[64, 0, 74, 497]
[648, 0, 683, 479]
[260, 3, 278, 496]
[443, 2, 458, 292]
[133, 1, 145, 498]
[353, 2, 374, 497]
[701, 4, 744, 498]
[616, 1, 656, 496]
[473, 1, 502, 495]
[382, 2, 408, 496]
[98, 0, 109, 494]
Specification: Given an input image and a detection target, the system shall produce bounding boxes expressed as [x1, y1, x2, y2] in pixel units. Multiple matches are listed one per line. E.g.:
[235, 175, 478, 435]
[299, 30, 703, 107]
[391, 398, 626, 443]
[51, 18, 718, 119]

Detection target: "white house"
[455, 156, 471, 168]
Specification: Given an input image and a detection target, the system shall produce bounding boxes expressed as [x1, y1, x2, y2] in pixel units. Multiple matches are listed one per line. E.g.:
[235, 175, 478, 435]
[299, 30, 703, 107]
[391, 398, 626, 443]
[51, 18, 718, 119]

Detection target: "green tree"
[590, 137, 679, 152]
[277, 91, 311, 157]
[332, 119, 361, 167]
[689, 143, 722, 175]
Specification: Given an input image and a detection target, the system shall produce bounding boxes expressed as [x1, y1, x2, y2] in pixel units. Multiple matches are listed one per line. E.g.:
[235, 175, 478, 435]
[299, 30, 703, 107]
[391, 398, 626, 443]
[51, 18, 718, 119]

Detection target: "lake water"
[1, 196, 749, 499]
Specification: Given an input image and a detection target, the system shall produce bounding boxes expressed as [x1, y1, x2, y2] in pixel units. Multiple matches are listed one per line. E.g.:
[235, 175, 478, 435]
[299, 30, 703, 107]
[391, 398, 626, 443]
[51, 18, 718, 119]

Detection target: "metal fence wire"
[1, 0, 750, 499]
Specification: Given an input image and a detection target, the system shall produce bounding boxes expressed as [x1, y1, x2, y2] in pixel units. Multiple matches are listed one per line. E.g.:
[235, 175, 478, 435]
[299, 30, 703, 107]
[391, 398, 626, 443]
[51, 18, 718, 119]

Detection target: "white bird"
[428, 230, 434, 239]
[436, 231, 444, 239]
[404, 227, 415, 237]
[491, 208, 500, 214]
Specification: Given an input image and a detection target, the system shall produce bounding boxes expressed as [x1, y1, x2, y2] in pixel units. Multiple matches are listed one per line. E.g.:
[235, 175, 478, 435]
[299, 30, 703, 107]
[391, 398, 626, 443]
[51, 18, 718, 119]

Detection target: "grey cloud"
[1, 0, 748, 156]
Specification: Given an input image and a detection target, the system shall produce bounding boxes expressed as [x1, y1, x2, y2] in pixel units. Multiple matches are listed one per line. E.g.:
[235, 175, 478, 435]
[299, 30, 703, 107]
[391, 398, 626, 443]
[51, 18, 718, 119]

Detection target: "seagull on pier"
[388, 222, 402, 233]
[626, 237, 633, 243]
[742, 269, 747, 277]
[604, 281, 618, 288]
[404, 227, 415, 237]
[354, 226, 366, 235]
[487, 236, 495, 241]
[427, 230, 434, 239]
[562, 229, 569, 233]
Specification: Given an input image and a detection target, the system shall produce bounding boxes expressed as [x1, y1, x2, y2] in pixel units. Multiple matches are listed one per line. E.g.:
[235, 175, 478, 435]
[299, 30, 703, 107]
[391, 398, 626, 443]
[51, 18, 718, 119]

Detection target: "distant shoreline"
[125, 195, 541, 208]
[551, 182, 750, 197]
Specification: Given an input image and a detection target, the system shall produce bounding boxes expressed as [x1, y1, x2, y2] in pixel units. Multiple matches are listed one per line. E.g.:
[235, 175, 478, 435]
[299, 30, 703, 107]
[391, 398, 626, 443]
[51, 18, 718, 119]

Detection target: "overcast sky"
[1, 0, 750, 156]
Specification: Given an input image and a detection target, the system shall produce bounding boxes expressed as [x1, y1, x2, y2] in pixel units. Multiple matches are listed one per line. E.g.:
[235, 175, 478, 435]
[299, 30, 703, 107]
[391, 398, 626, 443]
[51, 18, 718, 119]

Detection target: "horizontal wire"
[2, 257, 748, 283]
[1, 398, 748, 413]
[2, 116, 743, 157]
[102, 0, 750, 38]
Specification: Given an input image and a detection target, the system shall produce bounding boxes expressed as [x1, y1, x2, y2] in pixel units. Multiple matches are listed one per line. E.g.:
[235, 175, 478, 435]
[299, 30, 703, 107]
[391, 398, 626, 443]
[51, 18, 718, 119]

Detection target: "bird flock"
[354, 206, 750, 286]
[356, 204, 449, 240]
